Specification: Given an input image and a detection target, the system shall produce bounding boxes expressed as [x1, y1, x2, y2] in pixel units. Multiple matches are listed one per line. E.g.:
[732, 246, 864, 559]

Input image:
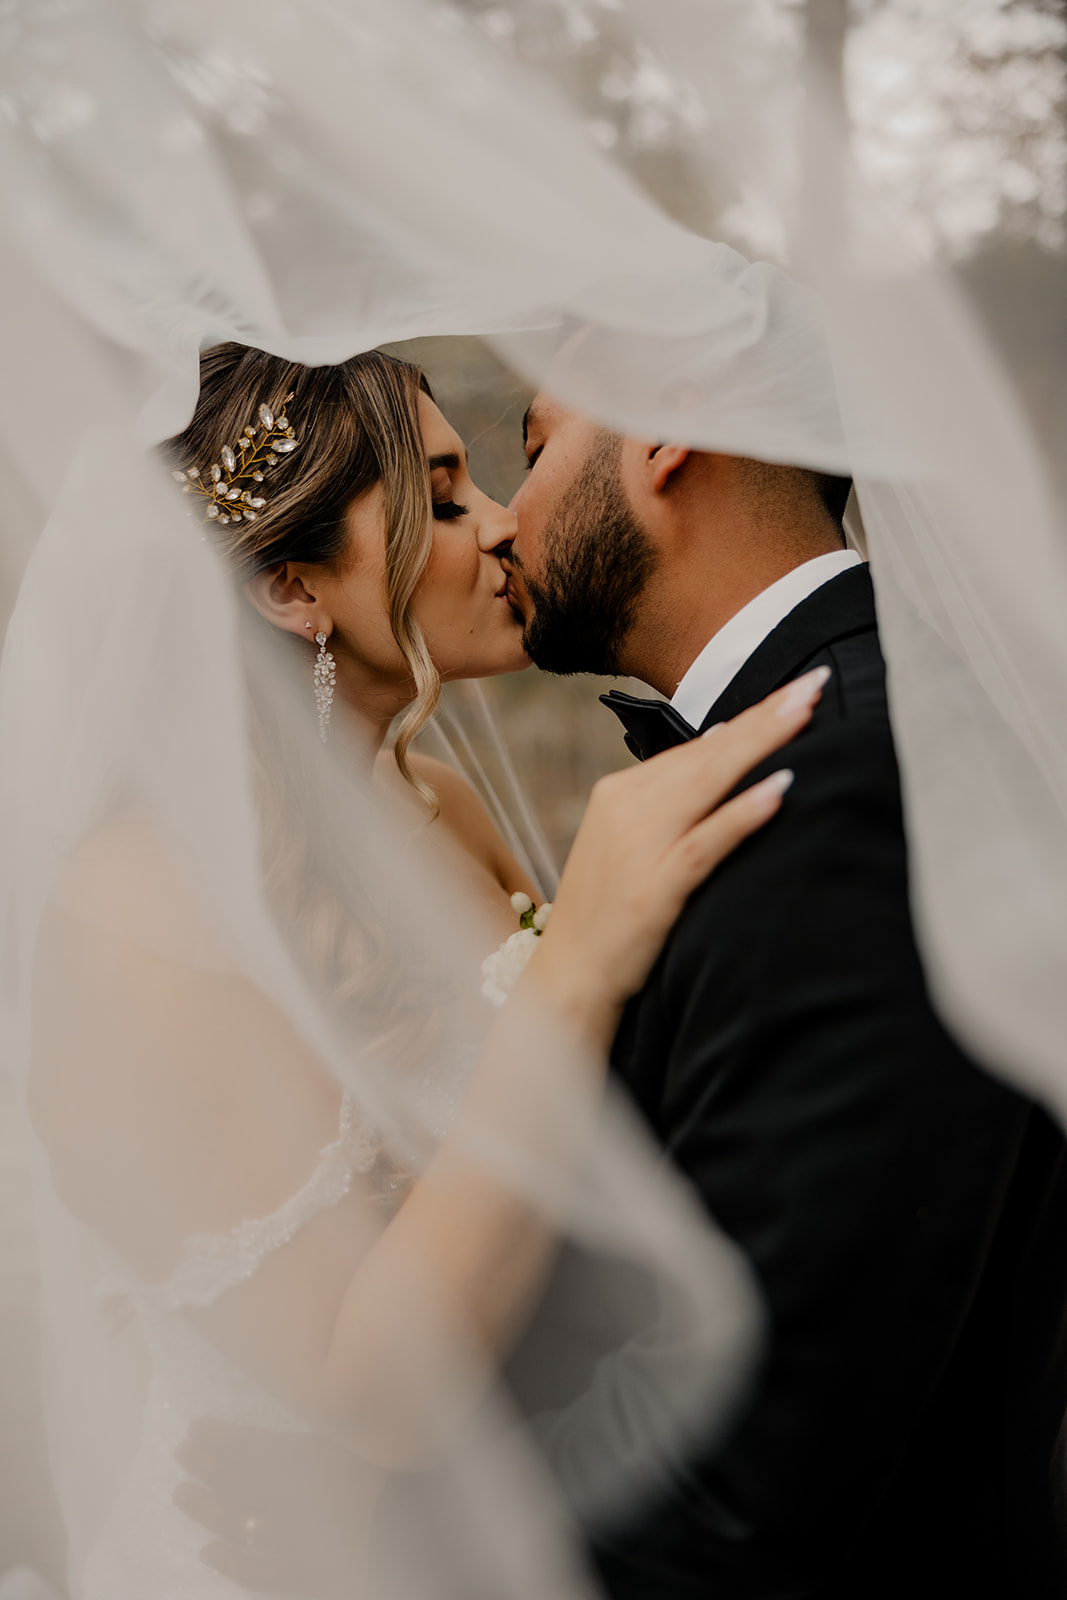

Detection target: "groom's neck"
[619, 509, 843, 700]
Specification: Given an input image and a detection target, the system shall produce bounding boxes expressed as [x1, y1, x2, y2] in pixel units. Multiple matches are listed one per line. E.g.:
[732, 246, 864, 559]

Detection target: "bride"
[23, 340, 824, 1599]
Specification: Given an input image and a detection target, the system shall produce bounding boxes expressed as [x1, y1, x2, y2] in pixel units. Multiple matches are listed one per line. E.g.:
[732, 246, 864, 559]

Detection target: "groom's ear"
[648, 443, 690, 494]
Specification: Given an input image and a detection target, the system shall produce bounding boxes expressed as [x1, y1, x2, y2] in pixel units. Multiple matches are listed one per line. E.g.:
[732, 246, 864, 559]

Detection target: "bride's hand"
[528, 667, 829, 1027]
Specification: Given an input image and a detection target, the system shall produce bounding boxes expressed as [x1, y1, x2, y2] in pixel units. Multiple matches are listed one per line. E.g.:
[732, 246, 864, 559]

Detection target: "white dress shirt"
[670, 550, 863, 729]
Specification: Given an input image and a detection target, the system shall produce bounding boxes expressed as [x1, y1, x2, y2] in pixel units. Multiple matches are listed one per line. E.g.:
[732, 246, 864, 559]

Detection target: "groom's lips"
[502, 571, 527, 619]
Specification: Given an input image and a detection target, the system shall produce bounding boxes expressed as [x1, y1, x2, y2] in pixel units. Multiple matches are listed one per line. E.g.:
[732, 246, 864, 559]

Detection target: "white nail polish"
[751, 768, 794, 805]
[701, 722, 723, 738]
[777, 665, 831, 718]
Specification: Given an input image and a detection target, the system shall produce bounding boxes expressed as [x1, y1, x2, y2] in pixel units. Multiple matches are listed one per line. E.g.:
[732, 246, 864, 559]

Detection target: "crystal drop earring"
[313, 630, 336, 742]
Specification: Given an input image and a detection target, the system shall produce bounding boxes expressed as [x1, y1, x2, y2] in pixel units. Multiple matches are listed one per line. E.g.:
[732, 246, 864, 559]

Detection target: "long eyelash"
[524, 448, 542, 472]
[433, 500, 469, 521]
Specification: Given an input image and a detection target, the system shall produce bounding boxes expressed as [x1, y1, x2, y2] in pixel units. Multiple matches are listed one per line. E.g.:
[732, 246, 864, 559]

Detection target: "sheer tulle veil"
[0, 1, 1065, 1595]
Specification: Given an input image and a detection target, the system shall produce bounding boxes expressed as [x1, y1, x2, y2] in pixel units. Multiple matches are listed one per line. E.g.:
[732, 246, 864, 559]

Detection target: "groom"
[499, 394, 1067, 1599]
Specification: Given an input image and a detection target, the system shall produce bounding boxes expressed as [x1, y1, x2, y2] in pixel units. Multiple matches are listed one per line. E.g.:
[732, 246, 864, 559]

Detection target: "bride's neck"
[337, 673, 414, 761]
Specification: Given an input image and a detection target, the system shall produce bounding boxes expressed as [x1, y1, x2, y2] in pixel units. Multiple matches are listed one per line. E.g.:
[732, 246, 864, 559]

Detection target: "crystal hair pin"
[172, 393, 300, 527]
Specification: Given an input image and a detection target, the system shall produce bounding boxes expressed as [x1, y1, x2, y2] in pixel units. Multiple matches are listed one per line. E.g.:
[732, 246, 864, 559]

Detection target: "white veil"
[0, 0, 1066, 1595]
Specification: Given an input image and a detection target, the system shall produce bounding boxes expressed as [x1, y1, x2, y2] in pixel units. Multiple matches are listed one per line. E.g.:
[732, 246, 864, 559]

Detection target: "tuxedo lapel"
[699, 564, 877, 730]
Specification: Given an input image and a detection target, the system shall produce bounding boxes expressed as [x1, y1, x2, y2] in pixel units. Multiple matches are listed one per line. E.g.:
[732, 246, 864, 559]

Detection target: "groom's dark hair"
[815, 471, 853, 527]
[734, 457, 851, 546]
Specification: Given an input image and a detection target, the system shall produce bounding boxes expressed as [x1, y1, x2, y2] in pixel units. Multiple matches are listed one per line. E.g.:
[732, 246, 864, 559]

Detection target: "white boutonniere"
[481, 892, 554, 1007]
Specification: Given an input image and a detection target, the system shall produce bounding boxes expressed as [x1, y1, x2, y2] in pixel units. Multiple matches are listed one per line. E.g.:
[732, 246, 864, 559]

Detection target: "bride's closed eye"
[429, 460, 468, 521]
[433, 499, 469, 521]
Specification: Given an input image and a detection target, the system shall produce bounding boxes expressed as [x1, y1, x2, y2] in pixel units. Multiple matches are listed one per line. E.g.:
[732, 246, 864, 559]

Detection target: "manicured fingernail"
[750, 768, 794, 809]
[701, 722, 723, 738]
[777, 665, 831, 718]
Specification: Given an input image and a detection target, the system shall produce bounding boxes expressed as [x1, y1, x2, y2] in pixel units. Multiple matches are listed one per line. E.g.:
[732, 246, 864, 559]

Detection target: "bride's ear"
[245, 563, 324, 639]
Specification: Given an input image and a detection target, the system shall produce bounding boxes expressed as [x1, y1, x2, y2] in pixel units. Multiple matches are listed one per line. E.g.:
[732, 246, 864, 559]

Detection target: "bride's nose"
[477, 499, 518, 554]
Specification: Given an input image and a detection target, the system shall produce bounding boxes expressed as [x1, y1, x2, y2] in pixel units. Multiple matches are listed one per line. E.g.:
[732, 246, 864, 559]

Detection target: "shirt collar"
[670, 550, 862, 729]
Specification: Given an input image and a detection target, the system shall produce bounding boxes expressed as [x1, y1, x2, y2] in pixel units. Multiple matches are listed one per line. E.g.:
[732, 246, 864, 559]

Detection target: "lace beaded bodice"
[81, 1093, 382, 1600]
[124, 1093, 379, 1314]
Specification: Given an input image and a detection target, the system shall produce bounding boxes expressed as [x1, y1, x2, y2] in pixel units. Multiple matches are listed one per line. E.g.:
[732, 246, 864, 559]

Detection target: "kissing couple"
[33, 342, 1067, 1600]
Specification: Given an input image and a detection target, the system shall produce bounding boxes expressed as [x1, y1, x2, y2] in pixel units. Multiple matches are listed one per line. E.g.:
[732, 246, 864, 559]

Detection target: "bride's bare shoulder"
[51, 816, 234, 969]
[376, 752, 539, 901]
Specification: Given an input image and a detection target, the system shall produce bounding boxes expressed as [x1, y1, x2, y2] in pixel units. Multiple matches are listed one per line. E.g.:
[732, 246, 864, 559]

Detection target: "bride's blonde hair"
[167, 341, 440, 797]
[168, 344, 446, 1153]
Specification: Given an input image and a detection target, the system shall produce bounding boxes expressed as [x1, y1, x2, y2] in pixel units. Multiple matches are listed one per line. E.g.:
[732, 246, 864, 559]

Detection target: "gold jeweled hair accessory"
[172, 393, 300, 527]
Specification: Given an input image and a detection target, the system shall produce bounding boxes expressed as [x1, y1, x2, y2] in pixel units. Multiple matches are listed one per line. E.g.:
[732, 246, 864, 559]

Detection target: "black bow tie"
[600, 690, 698, 761]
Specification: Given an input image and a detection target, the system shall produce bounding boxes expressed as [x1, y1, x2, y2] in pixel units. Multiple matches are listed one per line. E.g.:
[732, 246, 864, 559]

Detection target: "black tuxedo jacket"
[511, 566, 1067, 1600]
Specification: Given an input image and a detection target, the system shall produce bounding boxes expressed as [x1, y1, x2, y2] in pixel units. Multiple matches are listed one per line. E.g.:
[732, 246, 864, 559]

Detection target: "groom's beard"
[519, 439, 658, 676]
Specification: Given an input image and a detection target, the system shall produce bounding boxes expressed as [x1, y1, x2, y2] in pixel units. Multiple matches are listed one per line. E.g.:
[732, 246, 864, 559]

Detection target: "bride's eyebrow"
[428, 451, 462, 472]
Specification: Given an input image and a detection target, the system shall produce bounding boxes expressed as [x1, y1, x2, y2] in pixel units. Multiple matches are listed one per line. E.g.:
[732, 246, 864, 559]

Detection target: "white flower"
[510, 891, 533, 915]
[481, 928, 540, 1007]
[532, 902, 553, 932]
